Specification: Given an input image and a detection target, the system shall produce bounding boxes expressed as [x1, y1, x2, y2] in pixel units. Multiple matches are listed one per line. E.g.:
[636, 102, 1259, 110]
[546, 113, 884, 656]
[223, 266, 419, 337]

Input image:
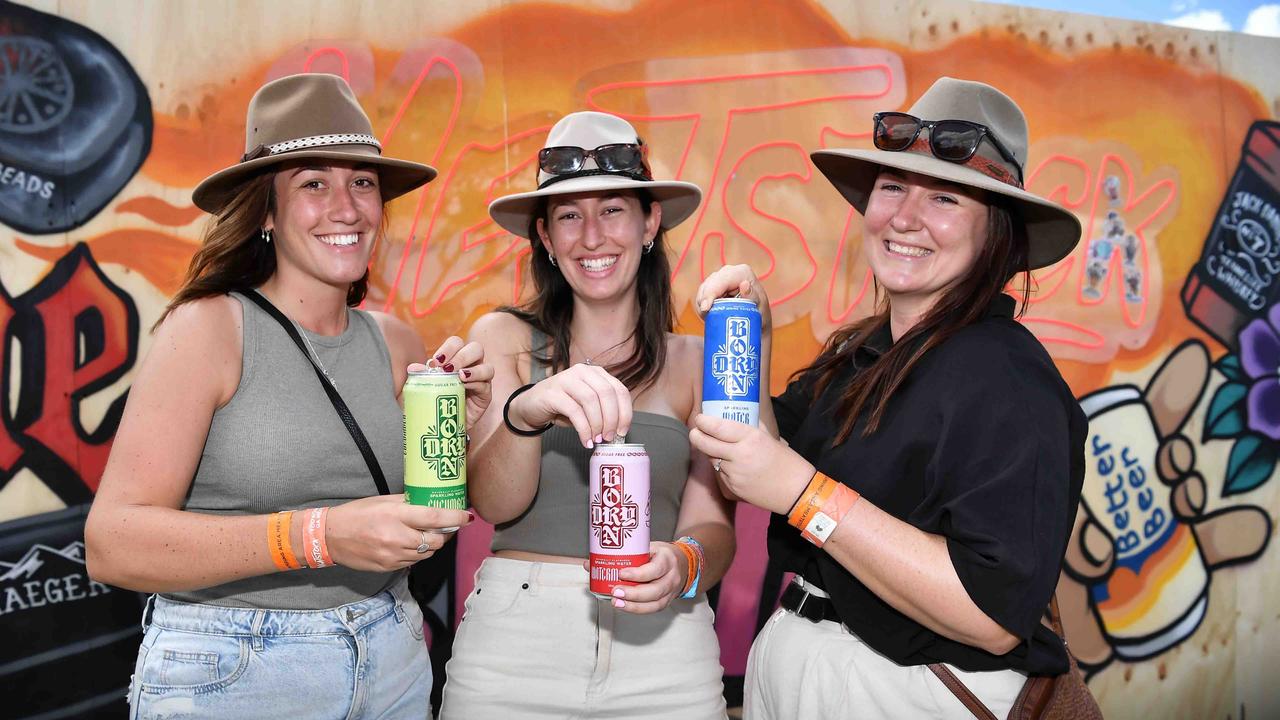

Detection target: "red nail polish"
[436, 353, 446, 362]
[462, 369, 472, 379]
[467, 511, 475, 522]
[443, 363, 455, 373]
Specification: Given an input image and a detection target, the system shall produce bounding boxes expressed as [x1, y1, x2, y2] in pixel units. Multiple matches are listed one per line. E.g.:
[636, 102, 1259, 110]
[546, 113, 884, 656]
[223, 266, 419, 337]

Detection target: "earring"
[548, 253, 558, 267]
[643, 240, 654, 254]
[261, 228, 273, 244]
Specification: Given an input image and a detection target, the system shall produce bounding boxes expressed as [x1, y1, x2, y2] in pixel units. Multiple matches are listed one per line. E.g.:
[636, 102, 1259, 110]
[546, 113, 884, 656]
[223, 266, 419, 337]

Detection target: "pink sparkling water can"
[588, 441, 651, 598]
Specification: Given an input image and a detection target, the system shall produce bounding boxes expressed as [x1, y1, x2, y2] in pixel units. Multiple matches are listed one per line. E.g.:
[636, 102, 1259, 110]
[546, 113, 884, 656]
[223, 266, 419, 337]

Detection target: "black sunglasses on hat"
[873, 112, 1024, 186]
[538, 143, 650, 177]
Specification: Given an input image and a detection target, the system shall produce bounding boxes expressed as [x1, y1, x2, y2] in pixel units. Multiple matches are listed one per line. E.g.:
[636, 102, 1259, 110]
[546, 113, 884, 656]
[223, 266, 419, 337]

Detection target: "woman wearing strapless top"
[439, 111, 734, 719]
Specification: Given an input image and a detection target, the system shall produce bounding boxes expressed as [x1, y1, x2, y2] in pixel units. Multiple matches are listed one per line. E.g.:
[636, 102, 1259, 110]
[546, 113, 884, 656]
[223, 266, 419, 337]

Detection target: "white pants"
[441, 557, 727, 719]
[745, 604, 1027, 719]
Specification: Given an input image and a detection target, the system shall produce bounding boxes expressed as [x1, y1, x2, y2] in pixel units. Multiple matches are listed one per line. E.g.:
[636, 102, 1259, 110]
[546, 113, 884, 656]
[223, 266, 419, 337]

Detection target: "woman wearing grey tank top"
[440, 112, 735, 718]
[84, 74, 492, 719]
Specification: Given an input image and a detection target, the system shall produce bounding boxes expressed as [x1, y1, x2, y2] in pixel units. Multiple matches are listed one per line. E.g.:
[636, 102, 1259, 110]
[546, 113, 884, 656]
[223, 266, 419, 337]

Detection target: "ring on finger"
[415, 531, 431, 554]
[713, 459, 723, 473]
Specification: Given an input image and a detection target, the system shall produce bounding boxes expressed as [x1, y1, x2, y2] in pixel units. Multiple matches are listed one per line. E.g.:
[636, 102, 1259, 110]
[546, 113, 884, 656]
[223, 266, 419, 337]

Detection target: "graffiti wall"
[2, 0, 1277, 717]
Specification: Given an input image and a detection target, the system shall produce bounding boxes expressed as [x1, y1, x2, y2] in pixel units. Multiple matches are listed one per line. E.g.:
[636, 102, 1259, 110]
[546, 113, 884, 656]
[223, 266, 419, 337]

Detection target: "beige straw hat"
[488, 111, 702, 239]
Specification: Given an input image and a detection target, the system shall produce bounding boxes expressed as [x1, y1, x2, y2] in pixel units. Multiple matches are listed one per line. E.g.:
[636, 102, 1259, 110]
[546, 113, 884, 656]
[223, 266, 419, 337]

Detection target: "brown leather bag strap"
[927, 663, 999, 720]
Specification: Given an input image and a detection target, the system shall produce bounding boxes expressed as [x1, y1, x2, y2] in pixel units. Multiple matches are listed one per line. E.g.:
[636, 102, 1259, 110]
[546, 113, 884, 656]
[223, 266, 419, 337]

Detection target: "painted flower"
[1238, 304, 1280, 440]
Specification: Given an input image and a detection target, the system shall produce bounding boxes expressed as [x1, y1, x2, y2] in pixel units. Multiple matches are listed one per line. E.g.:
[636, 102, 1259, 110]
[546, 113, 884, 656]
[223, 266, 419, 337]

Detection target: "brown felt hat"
[811, 77, 1081, 270]
[192, 73, 436, 213]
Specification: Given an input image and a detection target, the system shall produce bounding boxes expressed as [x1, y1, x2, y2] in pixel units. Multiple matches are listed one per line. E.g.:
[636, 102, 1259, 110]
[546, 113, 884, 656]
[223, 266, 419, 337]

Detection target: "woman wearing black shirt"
[690, 77, 1086, 718]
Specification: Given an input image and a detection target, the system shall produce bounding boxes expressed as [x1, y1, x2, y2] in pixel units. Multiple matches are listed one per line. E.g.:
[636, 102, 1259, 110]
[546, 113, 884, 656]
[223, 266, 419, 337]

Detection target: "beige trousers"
[745, 602, 1027, 719]
[440, 557, 728, 720]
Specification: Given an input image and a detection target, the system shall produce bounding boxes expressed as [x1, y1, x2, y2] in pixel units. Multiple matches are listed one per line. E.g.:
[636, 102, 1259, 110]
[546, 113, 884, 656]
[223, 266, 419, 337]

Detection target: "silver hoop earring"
[548, 254, 558, 267]
[261, 228, 273, 244]
[642, 240, 654, 254]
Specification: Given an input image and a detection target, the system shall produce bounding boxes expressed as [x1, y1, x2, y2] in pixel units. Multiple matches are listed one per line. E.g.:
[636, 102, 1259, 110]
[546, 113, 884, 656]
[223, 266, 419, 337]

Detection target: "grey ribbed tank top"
[490, 328, 690, 556]
[165, 291, 405, 610]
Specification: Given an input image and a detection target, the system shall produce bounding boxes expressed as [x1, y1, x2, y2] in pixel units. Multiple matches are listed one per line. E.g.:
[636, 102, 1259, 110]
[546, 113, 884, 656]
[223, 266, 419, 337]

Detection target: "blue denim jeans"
[127, 578, 430, 719]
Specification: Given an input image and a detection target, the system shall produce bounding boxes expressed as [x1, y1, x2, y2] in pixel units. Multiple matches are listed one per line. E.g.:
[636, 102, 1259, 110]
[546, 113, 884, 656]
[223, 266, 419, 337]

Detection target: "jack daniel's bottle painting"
[1182, 121, 1280, 350]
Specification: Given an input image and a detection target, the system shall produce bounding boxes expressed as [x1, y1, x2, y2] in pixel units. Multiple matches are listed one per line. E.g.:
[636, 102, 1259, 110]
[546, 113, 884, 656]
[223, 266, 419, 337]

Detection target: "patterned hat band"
[899, 135, 1022, 189]
[241, 133, 382, 163]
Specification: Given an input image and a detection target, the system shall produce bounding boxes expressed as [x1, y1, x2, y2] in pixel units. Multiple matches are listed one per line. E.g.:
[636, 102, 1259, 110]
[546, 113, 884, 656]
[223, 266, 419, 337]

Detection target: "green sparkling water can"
[403, 368, 467, 528]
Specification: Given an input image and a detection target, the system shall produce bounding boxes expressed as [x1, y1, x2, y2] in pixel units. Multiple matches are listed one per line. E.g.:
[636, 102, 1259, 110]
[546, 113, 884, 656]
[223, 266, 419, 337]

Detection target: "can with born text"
[702, 298, 762, 426]
[404, 368, 467, 531]
[589, 441, 651, 598]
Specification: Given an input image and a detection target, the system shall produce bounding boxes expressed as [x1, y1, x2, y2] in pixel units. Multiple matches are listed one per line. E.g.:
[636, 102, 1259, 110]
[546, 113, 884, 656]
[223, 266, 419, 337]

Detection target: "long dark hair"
[157, 171, 374, 329]
[500, 188, 673, 392]
[801, 196, 1030, 443]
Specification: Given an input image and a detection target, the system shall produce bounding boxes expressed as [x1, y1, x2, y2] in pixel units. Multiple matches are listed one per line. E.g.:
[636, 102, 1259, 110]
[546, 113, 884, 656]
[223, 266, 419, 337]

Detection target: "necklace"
[298, 320, 346, 388]
[578, 331, 635, 367]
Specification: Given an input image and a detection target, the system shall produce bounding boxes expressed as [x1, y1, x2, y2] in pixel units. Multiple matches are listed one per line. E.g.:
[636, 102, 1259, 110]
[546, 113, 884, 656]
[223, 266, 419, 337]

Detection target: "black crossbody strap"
[240, 290, 392, 496]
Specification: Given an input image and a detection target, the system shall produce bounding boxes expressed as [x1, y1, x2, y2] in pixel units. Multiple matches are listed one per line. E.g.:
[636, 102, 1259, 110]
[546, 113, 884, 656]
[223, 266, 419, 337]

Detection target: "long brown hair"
[500, 188, 673, 392]
[801, 197, 1030, 443]
[157, 171, 372, 329]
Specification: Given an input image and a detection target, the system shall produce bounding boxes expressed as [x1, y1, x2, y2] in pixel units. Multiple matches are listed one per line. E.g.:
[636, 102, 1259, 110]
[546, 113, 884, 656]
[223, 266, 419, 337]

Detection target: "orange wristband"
[268, 511, 303, 571]
[268, 512, 289, 571]
[674, 541, 698, 596]
[788, 472, 835, 530]
[317, 507, 333, 567]
[303, 507, 332, 569]
[788, 473, 860, 547]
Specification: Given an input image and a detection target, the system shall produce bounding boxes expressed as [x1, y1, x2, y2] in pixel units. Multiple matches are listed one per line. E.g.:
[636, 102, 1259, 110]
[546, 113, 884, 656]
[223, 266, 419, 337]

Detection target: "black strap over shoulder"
[239, 290, 392, 496]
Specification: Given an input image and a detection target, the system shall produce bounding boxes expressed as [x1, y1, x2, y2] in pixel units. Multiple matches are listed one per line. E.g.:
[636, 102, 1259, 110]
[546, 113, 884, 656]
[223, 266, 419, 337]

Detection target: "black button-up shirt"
[770, 294, 1086, 675]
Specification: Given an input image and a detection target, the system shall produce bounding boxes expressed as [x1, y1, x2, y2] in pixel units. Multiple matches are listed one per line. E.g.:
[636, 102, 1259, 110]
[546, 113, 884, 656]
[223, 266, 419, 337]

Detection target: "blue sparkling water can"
[702, 298, 762, 426]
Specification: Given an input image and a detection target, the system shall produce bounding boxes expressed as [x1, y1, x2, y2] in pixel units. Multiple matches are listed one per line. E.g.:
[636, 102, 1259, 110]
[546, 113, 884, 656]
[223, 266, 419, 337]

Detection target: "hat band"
[537, 168, 651, 190]
[241, 133, 382, 163]
[900, 136, 1022, 189]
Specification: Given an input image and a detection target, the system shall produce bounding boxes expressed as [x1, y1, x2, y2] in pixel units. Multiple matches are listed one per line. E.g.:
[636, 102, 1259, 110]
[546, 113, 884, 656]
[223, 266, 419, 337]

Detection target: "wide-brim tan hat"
[488, 111, 702, 239]
[811, 77, 1081, 270]
[192, 73, 436, 213]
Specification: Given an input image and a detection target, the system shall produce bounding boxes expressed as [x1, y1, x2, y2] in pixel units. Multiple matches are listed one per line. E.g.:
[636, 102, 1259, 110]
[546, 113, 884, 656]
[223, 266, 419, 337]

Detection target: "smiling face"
[265, 161, 384, 292]
[862, 168, 990, 321]
[536, 190, 661, 305]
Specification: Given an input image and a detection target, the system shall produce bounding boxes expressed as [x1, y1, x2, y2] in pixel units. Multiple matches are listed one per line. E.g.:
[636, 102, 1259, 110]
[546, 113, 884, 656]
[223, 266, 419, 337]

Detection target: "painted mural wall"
[1, 0, 1277, 717]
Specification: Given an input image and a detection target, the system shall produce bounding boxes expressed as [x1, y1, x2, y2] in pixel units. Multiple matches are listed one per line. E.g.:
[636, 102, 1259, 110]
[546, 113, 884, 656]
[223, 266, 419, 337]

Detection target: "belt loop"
[526, 561, 541, 596]
[140, 594, 156, 632]
[794, 591, 809, 619]
[250, 610, 266, 651]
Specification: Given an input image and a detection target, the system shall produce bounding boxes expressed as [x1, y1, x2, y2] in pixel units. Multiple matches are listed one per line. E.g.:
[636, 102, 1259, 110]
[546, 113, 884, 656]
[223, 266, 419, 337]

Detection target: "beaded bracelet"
[503, 383, 554, 437]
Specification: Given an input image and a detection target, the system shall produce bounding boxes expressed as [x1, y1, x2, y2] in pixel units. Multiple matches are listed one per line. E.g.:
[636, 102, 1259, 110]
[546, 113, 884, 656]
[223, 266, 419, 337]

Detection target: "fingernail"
[613, 598, 625, 608]
[443, 363, 455, 372]
[467, 511, 475, 522]
[595, 434, 604, 443]
[462, 369, 472, 379]
[585, 439, 594, 449]
[612, 587, 625, 598]
[436, 353, 446, 362]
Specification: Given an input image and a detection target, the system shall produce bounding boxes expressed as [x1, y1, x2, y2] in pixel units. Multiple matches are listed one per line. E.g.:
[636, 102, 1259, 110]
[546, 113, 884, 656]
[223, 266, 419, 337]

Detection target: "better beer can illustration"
[589, 441, 651, 598]
[404, 368, 467, 530]
[1079, 386, 1210, 660]
[702, 298, 762, 426]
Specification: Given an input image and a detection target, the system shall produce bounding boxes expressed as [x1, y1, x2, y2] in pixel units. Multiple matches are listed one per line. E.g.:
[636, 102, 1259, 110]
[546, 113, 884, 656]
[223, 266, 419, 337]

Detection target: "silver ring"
[713, 459, 723, 474]
[415, 531, 431, 554]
